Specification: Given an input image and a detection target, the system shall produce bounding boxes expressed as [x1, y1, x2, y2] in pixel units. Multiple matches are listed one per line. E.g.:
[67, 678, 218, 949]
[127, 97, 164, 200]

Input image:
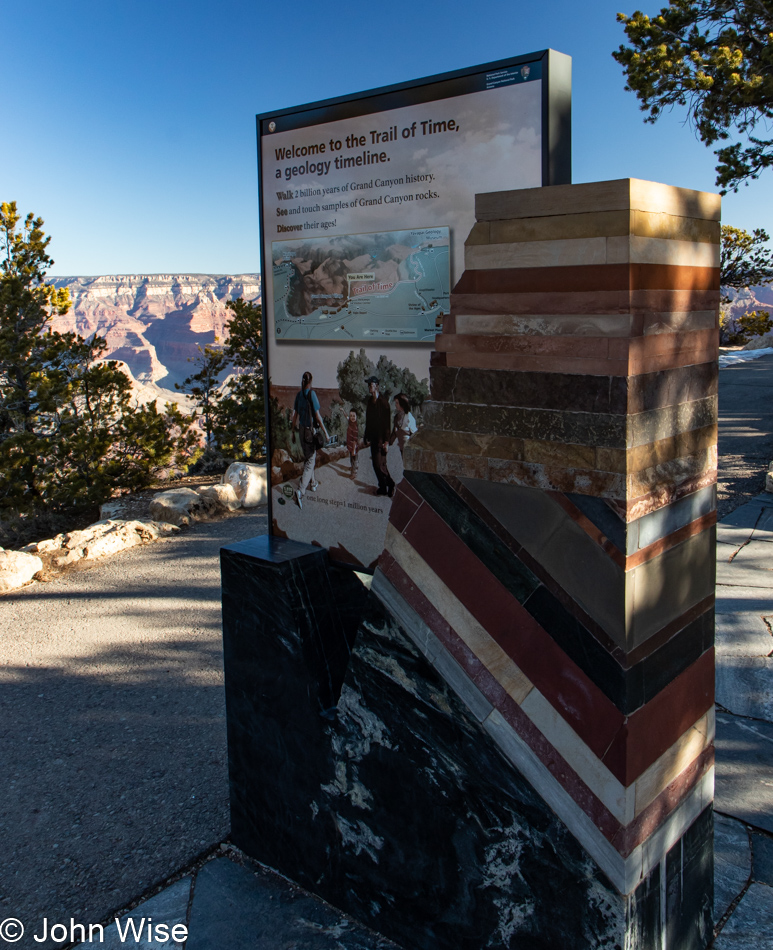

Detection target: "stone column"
[223, 179, 719, 950]
[378, 178, 718, 947]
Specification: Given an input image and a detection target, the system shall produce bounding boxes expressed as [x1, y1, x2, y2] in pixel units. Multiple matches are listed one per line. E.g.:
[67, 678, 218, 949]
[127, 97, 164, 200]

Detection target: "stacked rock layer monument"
[222, 179, 719, 950]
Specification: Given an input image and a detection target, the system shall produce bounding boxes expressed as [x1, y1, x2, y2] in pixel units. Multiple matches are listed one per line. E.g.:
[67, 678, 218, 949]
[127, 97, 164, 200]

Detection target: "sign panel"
[272, 226, 450, 343]
[258, 50, 571, 570]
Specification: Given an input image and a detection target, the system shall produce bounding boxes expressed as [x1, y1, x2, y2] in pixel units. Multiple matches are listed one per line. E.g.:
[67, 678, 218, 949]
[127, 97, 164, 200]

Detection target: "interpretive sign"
[258, 50, 571, 569]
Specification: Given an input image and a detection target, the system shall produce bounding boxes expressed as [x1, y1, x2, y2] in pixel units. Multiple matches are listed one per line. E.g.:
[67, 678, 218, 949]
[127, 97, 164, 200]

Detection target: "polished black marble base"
[221, 535, 367, 874]
[220, 536, 713, 950]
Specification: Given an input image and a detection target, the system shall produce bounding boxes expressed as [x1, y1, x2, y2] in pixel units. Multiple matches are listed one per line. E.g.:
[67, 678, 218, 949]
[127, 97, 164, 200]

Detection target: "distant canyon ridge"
[49, 274, 262, 407]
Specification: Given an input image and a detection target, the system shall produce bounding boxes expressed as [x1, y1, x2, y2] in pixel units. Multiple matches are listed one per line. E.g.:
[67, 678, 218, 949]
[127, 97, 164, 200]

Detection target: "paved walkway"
[717, 352, 773, 517]
[0, 509, 267, 950]
[714, 493, 773, 946]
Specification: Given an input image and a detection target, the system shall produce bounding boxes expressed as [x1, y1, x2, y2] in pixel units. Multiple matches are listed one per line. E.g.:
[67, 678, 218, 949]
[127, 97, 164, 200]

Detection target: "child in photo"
[346, 408, 360, 478]
[390, 393, 417, 455]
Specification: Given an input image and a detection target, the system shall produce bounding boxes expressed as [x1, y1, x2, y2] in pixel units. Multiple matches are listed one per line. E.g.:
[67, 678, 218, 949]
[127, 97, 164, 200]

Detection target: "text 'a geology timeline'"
[272, 119, 460, 182]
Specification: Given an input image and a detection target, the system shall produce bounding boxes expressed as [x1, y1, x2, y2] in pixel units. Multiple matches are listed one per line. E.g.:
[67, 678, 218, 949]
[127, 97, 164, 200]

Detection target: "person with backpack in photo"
[290, 370, 329, 510]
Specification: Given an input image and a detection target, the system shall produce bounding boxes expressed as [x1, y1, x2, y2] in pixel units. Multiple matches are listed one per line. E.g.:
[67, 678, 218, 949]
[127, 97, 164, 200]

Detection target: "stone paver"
[98, 876, 191, 949]
[717, 539, 773, 588]
[185, 857, 399, 950]
[751, 833, 773, 887]
[715, 612, 773, 657]
[713, 882, 773, 948]
[714, 815, 751, 922]
[717, 657, 773, 720]
[716, 711, 773, 836]
[716, 500, 773, 548]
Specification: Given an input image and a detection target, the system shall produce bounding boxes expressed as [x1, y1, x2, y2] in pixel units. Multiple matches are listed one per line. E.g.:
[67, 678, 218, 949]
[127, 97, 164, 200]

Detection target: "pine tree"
[614, 2, 773, 191]
[175, 344, 228, 448]
[719, 224, 773, 344]
[0, 202, 194, 515]
[216, 298, 265, 459]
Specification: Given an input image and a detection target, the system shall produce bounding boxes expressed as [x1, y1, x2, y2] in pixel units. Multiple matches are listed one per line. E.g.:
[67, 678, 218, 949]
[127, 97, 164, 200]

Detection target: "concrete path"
[0, 509, 266, 949]
[717, 353, 773, 517]
[713, 492, 773, 943]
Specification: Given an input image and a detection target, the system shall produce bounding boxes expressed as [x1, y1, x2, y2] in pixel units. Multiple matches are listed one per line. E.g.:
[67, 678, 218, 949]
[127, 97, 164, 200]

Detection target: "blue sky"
[4, 0, 771, 276]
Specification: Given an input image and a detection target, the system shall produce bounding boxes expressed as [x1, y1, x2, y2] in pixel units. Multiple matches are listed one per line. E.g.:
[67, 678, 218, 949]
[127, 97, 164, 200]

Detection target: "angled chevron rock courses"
[376, 178, 719, 947]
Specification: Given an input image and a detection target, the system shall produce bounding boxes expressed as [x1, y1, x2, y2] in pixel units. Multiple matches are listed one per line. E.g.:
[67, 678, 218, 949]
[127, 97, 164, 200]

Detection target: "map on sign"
[272, 227, 450, 342]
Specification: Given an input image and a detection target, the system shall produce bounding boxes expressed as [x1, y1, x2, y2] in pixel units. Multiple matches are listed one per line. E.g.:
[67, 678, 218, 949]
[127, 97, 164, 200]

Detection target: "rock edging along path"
[0, 463, 269, 595]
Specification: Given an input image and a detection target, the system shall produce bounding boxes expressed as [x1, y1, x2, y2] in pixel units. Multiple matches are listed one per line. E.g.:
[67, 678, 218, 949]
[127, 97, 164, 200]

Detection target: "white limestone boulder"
[53, 548, 83, 567]
[222, 462, 268, 508]
[149, 488, 208, 526]
[50, 520, 179, 566]
[199, 483, 241, 512]
[18, 520, 179, 572]
[0, 549, 43, 592]
[99, 499, 129, 520]
[21, 536, 64, 555]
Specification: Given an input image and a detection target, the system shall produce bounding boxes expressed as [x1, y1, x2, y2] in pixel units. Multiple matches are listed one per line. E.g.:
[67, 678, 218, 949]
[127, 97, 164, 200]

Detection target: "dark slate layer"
[566, 485, 716, 556]
[222, 540, 713, 950]
[404, 471, 714, 714]
[429, 362, 718, 415]
[422, 401, 627, 448]
[430, 365, 629, 413]
[627, 396, 717, 448]
[628, 361, 718, 414]
[421, 397, 716, 451]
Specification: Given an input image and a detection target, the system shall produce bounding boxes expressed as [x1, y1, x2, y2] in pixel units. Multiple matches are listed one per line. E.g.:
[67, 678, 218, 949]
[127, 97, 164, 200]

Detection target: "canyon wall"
[49, 274, 261, 404]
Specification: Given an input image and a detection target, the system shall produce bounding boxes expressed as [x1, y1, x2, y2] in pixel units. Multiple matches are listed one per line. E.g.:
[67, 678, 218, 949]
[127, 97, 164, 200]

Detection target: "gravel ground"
[0, 508, 267, 949]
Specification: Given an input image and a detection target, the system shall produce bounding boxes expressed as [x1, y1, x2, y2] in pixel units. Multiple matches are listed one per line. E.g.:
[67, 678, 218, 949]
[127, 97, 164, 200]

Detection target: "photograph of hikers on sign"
[269, 348, 426, 569]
